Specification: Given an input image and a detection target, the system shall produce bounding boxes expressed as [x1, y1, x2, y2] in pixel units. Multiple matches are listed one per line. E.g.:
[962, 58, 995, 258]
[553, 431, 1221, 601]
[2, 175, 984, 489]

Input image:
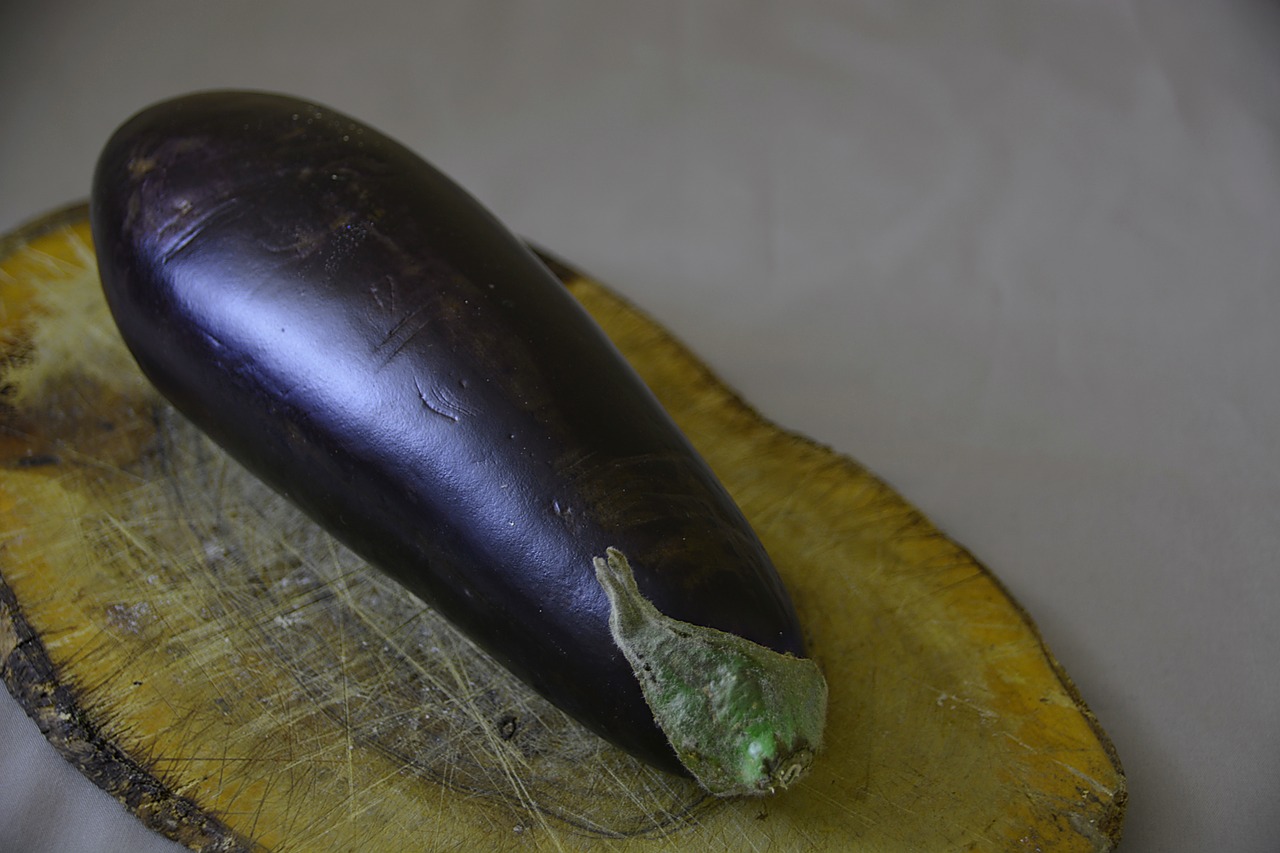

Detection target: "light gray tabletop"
[2, 3, 1277, 851]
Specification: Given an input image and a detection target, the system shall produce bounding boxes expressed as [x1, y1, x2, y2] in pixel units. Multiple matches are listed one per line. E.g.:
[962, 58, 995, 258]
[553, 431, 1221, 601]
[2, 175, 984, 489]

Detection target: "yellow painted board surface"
[0, 204, 1124, 851]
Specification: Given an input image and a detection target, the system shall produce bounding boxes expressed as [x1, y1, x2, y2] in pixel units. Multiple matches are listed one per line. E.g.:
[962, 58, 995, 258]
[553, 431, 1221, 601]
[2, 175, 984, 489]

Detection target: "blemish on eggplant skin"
[552, 499, 575, 528]
[128, 156, 157, 178]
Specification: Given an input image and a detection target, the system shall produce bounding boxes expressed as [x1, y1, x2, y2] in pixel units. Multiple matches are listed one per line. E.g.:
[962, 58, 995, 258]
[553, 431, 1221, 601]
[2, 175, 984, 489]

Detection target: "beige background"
[1, 2, 1277, 851]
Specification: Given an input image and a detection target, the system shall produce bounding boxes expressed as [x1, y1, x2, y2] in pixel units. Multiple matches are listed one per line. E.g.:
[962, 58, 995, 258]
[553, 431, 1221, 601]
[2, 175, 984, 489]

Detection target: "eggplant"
[90, 91, 826, 796]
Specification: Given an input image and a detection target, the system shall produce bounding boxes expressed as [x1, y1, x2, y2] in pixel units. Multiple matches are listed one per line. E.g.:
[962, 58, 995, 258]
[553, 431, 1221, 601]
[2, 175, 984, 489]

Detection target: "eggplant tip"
[594, 548, 828, 797]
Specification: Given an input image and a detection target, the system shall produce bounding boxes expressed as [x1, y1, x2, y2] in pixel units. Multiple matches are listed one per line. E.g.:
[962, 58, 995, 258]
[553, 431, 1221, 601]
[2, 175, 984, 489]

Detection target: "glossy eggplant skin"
[91, 91, 805, 774]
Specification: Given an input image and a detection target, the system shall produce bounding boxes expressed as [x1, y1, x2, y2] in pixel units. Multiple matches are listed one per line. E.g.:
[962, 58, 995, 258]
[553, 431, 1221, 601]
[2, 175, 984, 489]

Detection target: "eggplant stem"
[593, 547, 828, 797]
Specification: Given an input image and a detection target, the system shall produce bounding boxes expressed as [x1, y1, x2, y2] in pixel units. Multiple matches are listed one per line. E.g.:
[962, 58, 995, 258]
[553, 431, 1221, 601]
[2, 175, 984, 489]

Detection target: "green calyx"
[593, 548, 828, 797]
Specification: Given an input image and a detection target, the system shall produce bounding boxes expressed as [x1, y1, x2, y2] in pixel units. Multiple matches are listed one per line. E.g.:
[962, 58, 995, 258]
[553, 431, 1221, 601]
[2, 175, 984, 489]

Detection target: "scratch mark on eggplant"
[374, 302, 434, 365]
[156, 197, 239, 264]
[413, 378, 458, 423]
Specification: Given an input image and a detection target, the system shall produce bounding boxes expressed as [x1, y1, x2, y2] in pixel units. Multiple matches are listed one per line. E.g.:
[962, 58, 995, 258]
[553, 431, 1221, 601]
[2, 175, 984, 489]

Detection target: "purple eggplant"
[90, 91, 824, 794]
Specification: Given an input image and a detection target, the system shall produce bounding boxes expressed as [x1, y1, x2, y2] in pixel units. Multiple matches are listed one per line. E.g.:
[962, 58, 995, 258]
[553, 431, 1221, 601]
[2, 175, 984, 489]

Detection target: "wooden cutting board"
[0, 204, 1125, 851]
